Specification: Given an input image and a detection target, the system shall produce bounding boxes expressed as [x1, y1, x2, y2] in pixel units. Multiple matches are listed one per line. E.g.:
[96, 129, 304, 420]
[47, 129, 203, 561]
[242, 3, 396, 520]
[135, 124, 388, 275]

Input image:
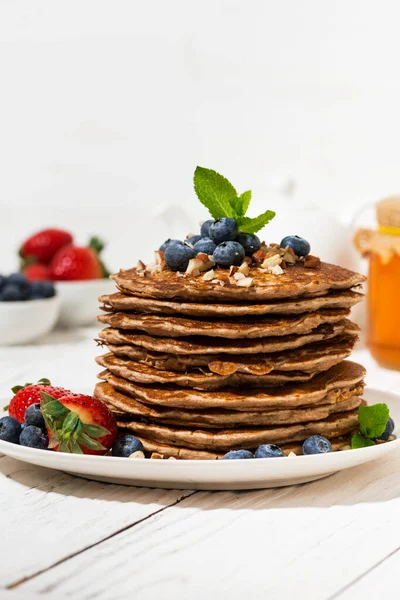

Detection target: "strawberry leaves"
[40, 392, 110, 454]
[193, 167, 275, 234]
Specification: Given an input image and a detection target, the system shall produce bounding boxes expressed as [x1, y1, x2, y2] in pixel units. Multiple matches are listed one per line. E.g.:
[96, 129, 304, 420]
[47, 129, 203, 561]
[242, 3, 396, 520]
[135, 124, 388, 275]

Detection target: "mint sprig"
[193, 167, 275, 234]
[351, 403, 390, 449]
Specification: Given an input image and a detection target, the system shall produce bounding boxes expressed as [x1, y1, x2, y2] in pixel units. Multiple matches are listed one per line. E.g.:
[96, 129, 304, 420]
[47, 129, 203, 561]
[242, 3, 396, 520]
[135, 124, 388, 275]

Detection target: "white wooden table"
[1, 329, 399, 600]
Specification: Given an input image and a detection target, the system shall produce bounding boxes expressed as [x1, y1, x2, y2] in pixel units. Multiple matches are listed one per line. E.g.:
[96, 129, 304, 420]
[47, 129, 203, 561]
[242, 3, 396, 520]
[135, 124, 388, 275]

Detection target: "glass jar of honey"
[355, 197, 400, 370]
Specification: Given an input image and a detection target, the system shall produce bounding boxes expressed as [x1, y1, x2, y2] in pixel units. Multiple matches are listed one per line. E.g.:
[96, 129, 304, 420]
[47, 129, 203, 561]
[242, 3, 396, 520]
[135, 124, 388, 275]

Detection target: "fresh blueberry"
[7, 272, 30, 291]
[302, 435, 332, 455]
[159, 239, 181, 253]
[20, 425, 48, 449]
[222, 449, 254, 460]
[164, 241, 196, 271]
[0, 416, 22, 444]
[209, 218, 238, 244]
[187, 234, 202, 246]
[255, 444, 285, 458]
[236, 233, 261, 256]
[213, 241, 245, 268]
[377, 417, 395, 441]
[112, 434, 144, 457]
[0, 283, 26, 302]
[200, 219, 214, 238]
[29, 281, 56, 299]
[280, 235, 311, 257]
[24, 403, 45, 429]
[193, 237, 217, 255]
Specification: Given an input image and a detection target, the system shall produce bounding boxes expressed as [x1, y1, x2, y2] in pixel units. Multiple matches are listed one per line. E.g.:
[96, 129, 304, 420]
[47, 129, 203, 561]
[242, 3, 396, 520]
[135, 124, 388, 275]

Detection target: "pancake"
[101, 334, 357, 376]
[97, 308, 350, 339]
[116, 409, 359, 450]
[96, 353, 317, 389]
[112, 261, 366, 302]
[97, 360, 366, 410]
[97, 320, 359, 355]
[99, 289, 364, 318]
[124, 436, 352, 459]
[96, 381, 363, 428]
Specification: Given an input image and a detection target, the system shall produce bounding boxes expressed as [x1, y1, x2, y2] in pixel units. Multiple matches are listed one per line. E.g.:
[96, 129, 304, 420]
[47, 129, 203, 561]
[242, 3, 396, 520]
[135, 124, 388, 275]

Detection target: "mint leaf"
[351, 431, 376, 449]
[237, 190, 252, 217]
[194, 167, 236, 219]
[358, 404, 390, 439]
[237, 210, 276, 234]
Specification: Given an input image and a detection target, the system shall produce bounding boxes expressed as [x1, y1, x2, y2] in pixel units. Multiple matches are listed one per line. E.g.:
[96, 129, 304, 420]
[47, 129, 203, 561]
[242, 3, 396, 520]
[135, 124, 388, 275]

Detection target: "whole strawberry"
[23, 263, 51, 282]
[40, 392, 117, 454]
[20, 228, 73, 265]
[49, 237, 109, 281]
[8, 379, 70, 423]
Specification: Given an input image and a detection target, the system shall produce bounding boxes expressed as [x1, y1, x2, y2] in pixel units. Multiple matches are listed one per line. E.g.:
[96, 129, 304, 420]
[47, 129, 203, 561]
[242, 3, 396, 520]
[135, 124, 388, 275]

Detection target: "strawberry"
[49, 237, 109, 281]
[23, 263, 51, 281]
[20, 228, 73, 265]
[40, 392, 117, 455]
[8, 379, 70, 423]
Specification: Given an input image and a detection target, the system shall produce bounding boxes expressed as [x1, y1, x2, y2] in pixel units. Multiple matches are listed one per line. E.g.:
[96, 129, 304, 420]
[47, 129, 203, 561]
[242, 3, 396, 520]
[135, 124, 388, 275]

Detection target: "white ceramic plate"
[0, 388, 398, 490]
[0, 296, 60, 345]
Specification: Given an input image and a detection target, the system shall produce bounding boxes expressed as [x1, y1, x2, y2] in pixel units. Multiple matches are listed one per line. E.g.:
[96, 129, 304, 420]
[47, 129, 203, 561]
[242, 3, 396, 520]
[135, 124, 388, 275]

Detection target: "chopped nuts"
[287, 452, 297, 458]
[202, 269, 215, 281]
[233, 272, 245, 281]
[229, 265, 239, 276]
[150, 452, 164, 459]
[269, 264, 284, 275]
[129, 451, 145, 459]
[261, 253, 283, 269]
[136, 259, 146, 270]
[186, 255, 215, 275]
[238, 261, 250, 276]
[168, 456, 177, 460]
[304, 255, 321, 269]
[236, 276, 254, 287]
[252, 249, 267, 263]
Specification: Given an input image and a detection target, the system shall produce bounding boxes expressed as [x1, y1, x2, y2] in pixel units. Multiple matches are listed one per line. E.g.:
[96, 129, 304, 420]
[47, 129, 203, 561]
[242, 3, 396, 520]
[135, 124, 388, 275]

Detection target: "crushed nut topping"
[236, 276, 254, 287]
[304, 255, 321, 269]
[202, 269, 215, 281]
[129, 451, 145, 459]
[150, 452, 164, 459]
[238, 261, 250, 276]
[233, 272, 245, 281]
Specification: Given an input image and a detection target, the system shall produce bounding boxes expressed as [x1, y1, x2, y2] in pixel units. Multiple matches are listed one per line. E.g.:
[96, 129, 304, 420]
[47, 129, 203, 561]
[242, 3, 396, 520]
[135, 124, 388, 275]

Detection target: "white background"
[0, 0, 399, 270]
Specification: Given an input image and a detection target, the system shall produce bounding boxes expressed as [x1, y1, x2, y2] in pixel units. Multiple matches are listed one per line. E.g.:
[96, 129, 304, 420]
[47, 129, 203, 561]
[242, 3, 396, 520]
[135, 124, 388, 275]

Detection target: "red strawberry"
[49, 237, 109, 281]
[40, 392, 117, 455]
[23, 263, 51, 281]
[20, 229, 73, 265]
[8, 379, 70, 423]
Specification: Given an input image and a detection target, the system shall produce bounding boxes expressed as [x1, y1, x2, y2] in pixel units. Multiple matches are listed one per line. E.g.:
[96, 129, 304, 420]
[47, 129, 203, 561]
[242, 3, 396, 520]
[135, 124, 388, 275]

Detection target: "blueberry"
[210, 218, 238, 244]
[164, 241, 196, 271]
[377, 417, 395, 441]
[0, 416, 22, 444]
[159, 239, 181, 252]
[20, 425, 48, 449]
[280, 235, 311, 257]
[24, 403, 45, 429]
[112, 434, 144, 457]
[236, 233, 261, 256]
[255, 444, 285, 458]
[0, 283, 27, 302]
[200, 219, 214, 238]
[187, 234, 202, 246]
[222, 449, 254, 460]
[7, 272, 30, 291]
[29, 281, 56, 299]
[302, 435, 332, 455]
[193, 237, 217, 255]
[0, 275, 6, 292]
[213, 241, 245, 268]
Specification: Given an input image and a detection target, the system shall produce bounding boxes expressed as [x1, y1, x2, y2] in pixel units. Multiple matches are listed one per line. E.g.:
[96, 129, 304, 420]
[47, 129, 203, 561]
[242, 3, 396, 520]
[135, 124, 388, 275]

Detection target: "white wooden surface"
[0, 329, 399, 599]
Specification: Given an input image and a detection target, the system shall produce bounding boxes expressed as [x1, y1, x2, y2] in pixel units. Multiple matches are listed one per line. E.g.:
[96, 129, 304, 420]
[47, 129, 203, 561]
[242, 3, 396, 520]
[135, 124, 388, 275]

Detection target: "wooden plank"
[332, 547, 400, 599]
[0, 456, 194, 588]
[17, 450, 400, 600]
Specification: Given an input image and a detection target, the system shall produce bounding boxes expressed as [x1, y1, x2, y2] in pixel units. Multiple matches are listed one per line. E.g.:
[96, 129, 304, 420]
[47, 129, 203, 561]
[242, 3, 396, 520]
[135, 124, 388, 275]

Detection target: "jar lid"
[377, 196, 400, 231]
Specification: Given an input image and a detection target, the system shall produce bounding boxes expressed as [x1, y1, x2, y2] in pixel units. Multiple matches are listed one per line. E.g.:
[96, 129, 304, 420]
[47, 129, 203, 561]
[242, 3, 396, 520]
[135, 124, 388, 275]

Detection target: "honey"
[368, 253, 400, 370]
[354, 196, 400, 370]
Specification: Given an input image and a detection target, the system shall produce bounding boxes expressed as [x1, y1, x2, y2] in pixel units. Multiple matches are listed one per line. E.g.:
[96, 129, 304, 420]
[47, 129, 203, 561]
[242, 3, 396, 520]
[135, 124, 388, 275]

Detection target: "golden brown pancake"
[96, 360, 366, 410]
[99, 289, 364, 318]
[112, 261, 365, 302]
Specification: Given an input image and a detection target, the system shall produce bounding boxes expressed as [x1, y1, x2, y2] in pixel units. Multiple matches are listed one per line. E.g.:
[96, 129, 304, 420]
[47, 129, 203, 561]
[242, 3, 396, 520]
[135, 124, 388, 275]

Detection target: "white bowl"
[55, 278, 116, 328]
[0, 295, 60, 345]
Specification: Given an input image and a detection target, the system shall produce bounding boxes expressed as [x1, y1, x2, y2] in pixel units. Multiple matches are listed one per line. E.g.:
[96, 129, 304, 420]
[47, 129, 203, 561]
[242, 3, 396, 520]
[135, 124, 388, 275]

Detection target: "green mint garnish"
[351, 403, 390, 449]
[351, 431, 376, 449]
[358, 403, 389, 439]
[193, 166, 275, 234]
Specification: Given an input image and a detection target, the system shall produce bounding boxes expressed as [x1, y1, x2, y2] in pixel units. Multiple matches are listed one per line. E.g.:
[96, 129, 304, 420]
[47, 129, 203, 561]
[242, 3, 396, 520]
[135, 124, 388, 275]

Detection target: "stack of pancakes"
[94, 261, 366, 459]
